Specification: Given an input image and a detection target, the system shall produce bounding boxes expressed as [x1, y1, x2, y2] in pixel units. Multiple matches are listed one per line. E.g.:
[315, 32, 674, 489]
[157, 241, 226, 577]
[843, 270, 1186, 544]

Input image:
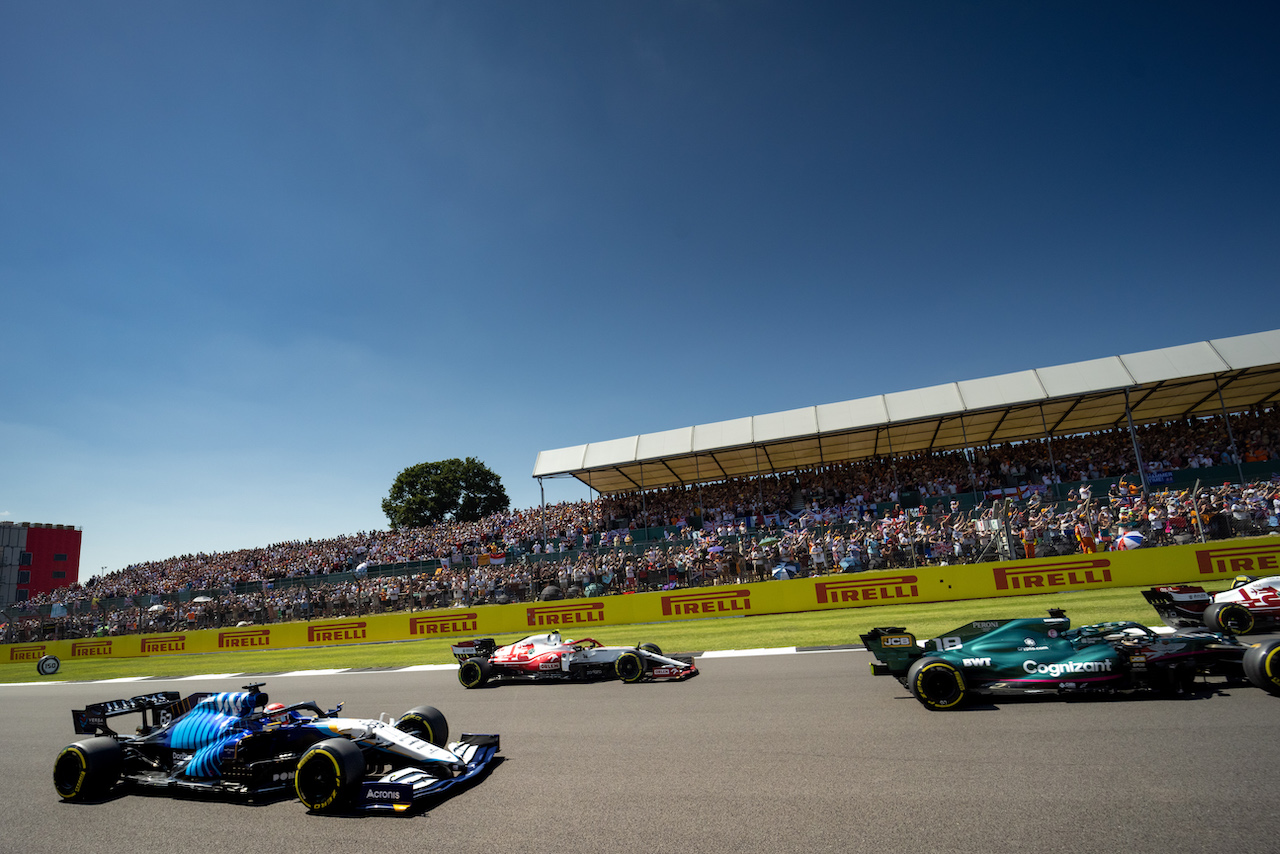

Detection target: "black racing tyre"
[458, 657, 492, 689]
[1203, 602, 1255, 635]
[54, 737, 123, 801]
[1243, 639, 1280, 695]
[616, 650, 646, 683]
[638, 642, 662, 656]
[397, 705, 449, 747]
[37, 655, 61, 676]
[907, 656, 968, 711]
[295, 738, 365, 813]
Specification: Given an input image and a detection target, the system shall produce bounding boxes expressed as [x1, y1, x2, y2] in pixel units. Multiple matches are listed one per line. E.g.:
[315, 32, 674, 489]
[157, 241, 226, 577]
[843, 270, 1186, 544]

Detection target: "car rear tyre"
[638, 642, 662, 656]
[54, 737, 122, 801]
[397, 705, 449, 747]
[458, 657, 492, 689]
[1243, 639, 1280, 695]
[907, 657, 968, 711]
[1203, 602, 1255, 635]
[295, 738, 365, 813]
[616, 650, 646, 683]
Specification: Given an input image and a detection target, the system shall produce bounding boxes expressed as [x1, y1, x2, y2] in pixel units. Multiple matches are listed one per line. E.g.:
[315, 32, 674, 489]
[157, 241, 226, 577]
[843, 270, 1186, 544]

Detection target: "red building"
[0, 522, 82, 605]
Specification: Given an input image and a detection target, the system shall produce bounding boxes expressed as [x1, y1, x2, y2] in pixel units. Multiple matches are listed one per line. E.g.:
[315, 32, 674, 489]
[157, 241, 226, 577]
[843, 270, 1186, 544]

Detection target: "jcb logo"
[879, 635, 915, 648]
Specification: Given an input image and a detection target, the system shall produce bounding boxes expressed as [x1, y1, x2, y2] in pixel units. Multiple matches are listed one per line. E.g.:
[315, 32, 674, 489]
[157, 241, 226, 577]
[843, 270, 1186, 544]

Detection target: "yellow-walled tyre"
[295, 738, 365, 813]
[616, 650, 645, 683]
[907, 657, 968, 711]
[53, 737, 122, 801]
[1203, 602, 1255, 635]
[396, 705, 449, 747]
[1243, 640, 1280, 695]
[458, 658, 492, 689]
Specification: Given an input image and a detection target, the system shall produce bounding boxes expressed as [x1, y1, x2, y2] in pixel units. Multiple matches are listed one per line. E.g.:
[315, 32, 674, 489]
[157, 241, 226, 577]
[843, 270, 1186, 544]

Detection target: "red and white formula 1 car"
[450, 632, 699, 688]
[1144, 574, 1280, 634]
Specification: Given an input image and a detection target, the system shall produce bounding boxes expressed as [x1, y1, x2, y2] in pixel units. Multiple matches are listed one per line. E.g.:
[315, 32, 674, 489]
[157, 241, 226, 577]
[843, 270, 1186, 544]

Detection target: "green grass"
[0, 585, 1177, 684]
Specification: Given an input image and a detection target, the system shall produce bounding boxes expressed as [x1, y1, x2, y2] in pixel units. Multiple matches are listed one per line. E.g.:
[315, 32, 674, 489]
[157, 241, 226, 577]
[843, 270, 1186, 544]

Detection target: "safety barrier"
[7, 535, 1278, 664]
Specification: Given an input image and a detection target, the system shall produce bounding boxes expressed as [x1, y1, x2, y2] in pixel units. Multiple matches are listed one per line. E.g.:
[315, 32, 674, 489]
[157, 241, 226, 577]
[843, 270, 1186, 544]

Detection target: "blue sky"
[3, 2, 1277, 577]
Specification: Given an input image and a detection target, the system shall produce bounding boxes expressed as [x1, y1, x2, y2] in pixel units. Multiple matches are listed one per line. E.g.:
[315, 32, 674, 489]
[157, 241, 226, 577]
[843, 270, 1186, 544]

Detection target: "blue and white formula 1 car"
[53, 683, 499, 814]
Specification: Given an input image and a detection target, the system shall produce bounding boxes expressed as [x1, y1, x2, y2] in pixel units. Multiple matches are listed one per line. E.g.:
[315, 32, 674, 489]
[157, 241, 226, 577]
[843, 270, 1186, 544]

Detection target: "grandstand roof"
[532, 329, 1280, 496]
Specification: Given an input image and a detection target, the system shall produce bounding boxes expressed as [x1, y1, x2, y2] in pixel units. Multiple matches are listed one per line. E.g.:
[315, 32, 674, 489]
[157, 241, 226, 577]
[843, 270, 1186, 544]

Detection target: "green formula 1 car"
[861, 609, 1280, 710]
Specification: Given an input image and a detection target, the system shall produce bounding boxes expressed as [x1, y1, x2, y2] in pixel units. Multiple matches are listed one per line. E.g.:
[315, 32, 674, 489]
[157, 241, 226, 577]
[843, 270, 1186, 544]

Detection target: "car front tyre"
[295, 738, 365, 813]
[397, 705, 449, 747]
[1243, 639, 1280, 695]
[616, 650, 646, 683]
[907, 656, 968, 711]
[54, 737, 122, 801]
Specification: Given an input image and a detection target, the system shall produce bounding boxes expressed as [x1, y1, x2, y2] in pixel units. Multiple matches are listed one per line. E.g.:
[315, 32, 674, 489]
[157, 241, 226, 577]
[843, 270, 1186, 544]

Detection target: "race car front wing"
[358, 733, 500, 813]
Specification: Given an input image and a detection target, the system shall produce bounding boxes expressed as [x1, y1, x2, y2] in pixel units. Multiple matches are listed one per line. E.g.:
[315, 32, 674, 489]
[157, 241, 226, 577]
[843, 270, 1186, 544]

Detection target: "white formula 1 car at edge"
[451, 632, 699, 687]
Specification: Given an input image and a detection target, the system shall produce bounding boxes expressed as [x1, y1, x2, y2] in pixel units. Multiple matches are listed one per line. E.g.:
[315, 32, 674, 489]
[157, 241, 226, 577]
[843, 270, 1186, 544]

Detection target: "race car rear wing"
[450, 638, 498, 663]
[859, 627, 922, 676]
[72, 691, 210, 736]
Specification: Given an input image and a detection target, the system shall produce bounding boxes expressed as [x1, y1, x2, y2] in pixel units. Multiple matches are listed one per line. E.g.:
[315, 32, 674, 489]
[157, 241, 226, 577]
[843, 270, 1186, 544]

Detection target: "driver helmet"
[264, 702, 292, 722]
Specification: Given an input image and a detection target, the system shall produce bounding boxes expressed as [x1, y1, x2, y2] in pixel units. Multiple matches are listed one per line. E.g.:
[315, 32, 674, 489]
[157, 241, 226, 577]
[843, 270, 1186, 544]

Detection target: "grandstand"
[533, 329, 1280, 500]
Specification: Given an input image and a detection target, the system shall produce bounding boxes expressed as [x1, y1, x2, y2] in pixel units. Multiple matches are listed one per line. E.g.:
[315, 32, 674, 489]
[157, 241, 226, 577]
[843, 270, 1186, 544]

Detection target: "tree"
[381, 457, 510, 529]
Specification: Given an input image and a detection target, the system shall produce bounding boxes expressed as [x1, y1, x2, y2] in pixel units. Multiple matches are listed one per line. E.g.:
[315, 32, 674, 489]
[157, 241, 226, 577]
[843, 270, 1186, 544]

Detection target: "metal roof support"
[1215, 376, 1246, 487]
[1123, 388, 1149, 499]
[983, 408, 1011, 445]
[640, 459, 646, 527]
[883, 427, 915, 569]
[1039, 403, 1059, 500]
[1047, 397, 1082, 435]
[959, 415, 981, 506]
[695, 454, 703, 520]
[539, 477, 547, 546]
[589, 477, 598, 541]
[754, 444, 765, 519]
[817, 433, 828, 498]
[760, 443, 776, 474]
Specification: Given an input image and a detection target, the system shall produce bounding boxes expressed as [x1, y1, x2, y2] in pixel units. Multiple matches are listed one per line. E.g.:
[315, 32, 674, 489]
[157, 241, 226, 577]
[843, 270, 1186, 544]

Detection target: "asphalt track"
[4, 648, 1278, 854]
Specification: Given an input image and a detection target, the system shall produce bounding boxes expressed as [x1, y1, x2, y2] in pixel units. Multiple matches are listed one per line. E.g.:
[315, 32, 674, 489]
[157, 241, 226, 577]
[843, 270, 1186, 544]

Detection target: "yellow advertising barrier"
[9, 536, 1280, 664]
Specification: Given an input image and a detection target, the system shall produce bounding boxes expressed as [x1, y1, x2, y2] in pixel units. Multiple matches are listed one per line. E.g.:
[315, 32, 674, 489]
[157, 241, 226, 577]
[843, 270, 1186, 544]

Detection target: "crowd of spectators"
[5, 410, 1279, 644]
